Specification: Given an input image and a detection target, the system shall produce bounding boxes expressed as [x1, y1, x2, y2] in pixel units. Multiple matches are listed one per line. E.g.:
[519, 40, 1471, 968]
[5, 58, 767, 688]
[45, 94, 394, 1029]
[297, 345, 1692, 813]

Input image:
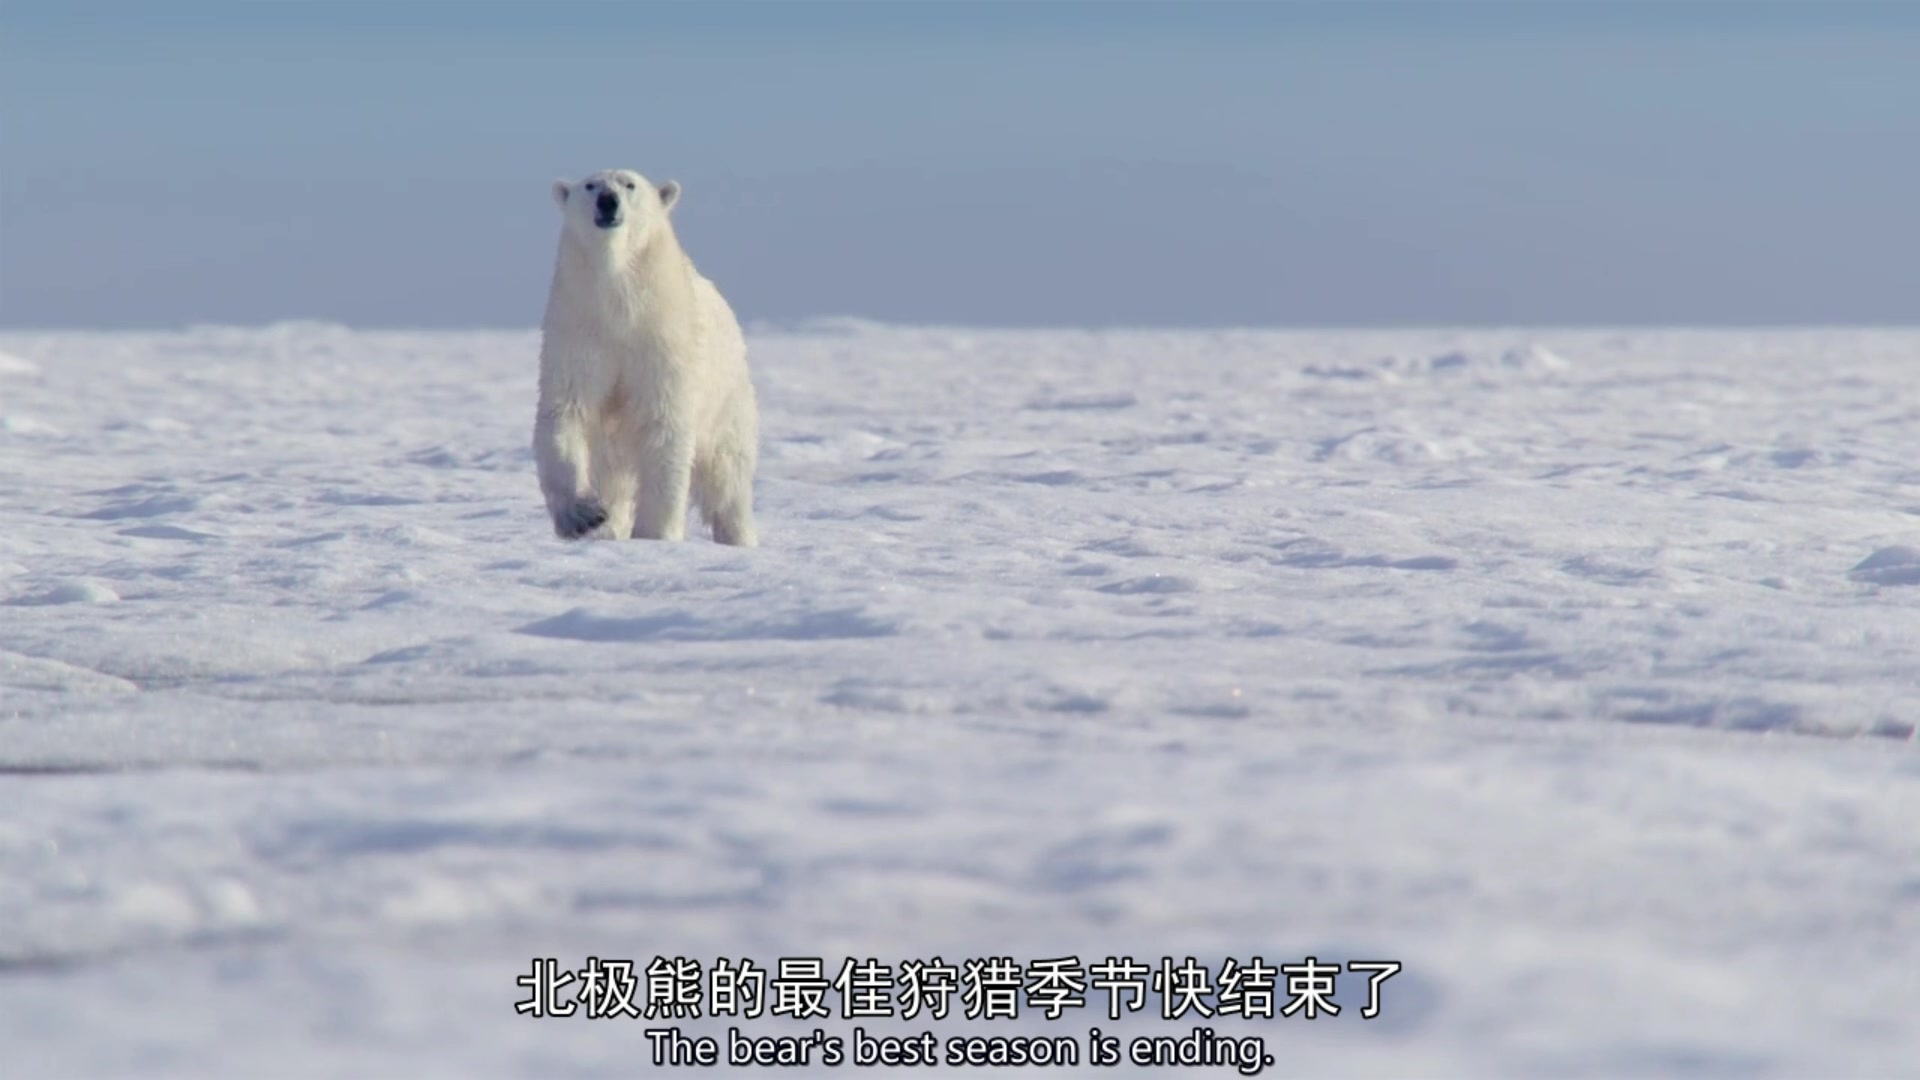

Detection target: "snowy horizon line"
[8, 316, 1920, 336]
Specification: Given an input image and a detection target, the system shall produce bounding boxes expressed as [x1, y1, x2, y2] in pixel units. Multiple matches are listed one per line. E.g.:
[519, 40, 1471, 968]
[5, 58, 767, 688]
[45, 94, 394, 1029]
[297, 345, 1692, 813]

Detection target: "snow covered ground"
[1, 323, 1916, 1077]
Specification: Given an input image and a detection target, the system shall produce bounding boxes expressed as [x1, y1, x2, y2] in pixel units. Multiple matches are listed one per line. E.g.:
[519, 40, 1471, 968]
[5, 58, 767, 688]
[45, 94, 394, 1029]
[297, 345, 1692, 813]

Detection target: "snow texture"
[1, 324, 1917, 1077]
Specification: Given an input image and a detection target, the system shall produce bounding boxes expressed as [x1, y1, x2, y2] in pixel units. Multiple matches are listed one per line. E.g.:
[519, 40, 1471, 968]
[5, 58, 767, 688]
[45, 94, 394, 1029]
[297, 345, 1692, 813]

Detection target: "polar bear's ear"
[658, 180, 681, 213]
[551, 180, 570, 208]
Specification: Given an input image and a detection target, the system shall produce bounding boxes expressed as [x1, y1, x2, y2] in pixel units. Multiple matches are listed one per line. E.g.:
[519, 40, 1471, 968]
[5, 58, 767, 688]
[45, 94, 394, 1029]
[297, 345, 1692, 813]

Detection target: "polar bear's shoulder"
[687, 269, 745, 354]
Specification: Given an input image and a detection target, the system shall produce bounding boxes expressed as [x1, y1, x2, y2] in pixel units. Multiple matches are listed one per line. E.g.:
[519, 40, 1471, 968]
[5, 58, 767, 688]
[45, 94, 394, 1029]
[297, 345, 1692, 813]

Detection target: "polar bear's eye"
[585, 181, 598, 191]
[621, 179, 636, 191]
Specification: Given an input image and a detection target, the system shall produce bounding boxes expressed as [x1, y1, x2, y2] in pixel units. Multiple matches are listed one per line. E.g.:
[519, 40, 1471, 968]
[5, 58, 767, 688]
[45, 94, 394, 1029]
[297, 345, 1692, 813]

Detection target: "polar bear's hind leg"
[694, 426, 758, 547]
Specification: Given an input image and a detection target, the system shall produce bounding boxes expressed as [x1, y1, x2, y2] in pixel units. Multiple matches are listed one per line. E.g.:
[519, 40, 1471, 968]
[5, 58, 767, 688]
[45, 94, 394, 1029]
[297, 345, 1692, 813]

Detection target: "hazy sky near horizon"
[4, 1, 1919, 329]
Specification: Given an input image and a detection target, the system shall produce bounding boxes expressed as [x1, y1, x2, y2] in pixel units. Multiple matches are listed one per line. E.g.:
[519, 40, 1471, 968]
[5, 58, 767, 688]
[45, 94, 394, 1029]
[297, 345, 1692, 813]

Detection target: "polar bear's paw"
[552, 497, 610, 540]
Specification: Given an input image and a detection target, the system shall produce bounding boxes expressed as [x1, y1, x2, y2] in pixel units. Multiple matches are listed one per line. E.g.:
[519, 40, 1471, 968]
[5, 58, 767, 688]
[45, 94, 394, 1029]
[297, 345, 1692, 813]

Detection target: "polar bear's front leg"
[632, 430, 695, 541]
[533, 403, 607, 539]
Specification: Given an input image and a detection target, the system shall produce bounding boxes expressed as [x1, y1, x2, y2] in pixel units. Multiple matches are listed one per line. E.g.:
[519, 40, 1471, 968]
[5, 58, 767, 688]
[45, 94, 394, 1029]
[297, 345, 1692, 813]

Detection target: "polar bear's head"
[551, 169, 681, 248]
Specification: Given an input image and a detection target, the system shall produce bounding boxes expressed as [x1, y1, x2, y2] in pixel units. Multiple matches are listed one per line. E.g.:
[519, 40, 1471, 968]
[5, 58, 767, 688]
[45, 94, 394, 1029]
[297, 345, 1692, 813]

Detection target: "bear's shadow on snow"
[1850, 545, 1920, 587]
[517, 606, 899, 643]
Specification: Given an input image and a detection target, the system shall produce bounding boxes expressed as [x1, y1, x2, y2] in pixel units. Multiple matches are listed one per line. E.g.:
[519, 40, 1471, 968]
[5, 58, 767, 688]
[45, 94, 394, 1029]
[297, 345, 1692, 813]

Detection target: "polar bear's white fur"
[534, 168, 758, 545]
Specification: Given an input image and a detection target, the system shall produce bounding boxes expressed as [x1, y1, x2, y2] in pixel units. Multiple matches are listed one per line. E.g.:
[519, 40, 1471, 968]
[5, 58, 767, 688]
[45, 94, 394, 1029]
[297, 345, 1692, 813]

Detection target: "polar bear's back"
[691, 270, 747, 373]
[685, 269, 755, 443]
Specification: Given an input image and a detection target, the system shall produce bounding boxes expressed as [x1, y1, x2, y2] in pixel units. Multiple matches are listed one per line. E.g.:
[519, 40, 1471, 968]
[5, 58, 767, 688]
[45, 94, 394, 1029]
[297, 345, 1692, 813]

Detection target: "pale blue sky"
[4, 1, 1918, 328]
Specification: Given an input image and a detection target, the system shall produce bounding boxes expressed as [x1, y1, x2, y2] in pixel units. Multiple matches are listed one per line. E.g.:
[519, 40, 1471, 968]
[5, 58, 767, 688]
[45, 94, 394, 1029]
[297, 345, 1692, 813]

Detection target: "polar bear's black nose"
[596, 192, 619, 216]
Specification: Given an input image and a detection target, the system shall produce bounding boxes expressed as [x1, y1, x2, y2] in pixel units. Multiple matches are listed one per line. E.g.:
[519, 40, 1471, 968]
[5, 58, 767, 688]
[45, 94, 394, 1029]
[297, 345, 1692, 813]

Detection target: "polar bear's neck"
[548, 226, 696, 334]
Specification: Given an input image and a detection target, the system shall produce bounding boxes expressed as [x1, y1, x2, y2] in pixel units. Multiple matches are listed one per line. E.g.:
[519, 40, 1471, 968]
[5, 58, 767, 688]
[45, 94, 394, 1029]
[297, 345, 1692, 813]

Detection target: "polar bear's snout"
[593, 190, 622, 229]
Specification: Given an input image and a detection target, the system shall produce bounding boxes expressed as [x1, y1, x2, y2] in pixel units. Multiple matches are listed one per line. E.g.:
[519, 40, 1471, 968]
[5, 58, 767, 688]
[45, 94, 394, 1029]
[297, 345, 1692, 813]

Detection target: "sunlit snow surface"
[1, 324, 1917, 1077]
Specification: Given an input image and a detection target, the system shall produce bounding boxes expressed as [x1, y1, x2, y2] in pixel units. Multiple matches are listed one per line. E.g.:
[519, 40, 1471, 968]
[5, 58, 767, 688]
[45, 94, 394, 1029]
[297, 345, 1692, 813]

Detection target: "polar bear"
[534, 168, 759, 545]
